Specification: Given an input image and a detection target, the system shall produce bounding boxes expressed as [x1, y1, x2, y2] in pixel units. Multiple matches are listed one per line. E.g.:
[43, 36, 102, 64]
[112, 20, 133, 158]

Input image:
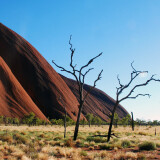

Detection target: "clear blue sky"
[1, 0, 160, 121]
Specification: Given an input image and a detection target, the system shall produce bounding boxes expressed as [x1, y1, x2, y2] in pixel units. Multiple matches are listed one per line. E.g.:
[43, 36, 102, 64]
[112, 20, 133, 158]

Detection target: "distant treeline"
[0, 112, 159, 126]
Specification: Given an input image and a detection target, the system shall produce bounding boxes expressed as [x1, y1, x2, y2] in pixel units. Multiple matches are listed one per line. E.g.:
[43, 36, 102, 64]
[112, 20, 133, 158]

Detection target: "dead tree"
[52, 36, 103, 140]
[107, 62, 160, 142]
[131, 112, 134, 131]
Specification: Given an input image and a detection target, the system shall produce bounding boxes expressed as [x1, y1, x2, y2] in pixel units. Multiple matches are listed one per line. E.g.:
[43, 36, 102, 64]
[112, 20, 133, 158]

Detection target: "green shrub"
[139, 141, 156, 151]
[113, 138, 119, 143]
[121, 140, 131, 148]
[80, 150, 87, 156]
[75, 139, 84, 147]
[86, 136, 106, 143]
[0, 134, 13, 143]
[99, 144, 111, 150]
[13, 133, 30, 144]
[90, 141, 95, 146]
[125, 132, 132, 136]
[54, 136, 63, 141]
[137, 154, 146, 160]
[0, 116, 4, 124]
[13, 118, 19, 125]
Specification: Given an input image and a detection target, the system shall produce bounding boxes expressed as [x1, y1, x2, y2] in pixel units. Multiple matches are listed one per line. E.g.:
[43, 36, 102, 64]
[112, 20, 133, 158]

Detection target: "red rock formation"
[61, 75, 128, 121]
[0, 23, 128, 121]
[0, 23, 80, 120]
[0, 56, 47, 120]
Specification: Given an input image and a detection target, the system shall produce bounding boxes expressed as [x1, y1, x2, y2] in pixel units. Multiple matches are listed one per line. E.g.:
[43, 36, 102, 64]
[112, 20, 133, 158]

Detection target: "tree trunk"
[73, 101, 83, 140]
[107, 103, 118, 142]
[131, 112, 134, 131]
[64, 108, 67, 138]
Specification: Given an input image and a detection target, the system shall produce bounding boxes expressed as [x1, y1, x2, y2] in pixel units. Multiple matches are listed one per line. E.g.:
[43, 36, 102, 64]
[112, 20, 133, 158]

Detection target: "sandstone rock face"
[0, 23, 80, 120]
[61, 75, 128, 121]
[0, 23, 128, 121]
[0, 56, 47, 120]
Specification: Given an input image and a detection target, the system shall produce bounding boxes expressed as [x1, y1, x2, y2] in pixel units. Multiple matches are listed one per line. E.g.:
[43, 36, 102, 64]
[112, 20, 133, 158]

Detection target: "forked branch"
[117, 62, 148, 96]
[119, 74, 160, 102]
[83, 69, 103, 102]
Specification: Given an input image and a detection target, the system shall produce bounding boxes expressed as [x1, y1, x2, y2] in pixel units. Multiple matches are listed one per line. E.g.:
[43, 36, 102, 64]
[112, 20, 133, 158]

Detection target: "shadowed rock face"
[61, 75, 128, 121]
[0, 23, 80, 120]
[0, 56, 47, 120]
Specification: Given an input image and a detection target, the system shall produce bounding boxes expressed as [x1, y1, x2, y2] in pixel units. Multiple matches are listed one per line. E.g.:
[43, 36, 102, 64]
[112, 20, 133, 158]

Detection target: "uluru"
[0, 23, 128, 121]
[0, 56, 47, 120]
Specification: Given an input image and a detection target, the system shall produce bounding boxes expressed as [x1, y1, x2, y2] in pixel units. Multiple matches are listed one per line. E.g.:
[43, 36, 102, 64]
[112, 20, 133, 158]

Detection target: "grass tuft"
[139, 141, 156, 151]
[121, 140, 131, 148]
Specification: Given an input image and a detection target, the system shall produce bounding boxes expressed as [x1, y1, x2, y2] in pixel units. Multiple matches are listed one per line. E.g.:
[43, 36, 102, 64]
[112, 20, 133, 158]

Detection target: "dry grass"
[0, 125, 159, 159]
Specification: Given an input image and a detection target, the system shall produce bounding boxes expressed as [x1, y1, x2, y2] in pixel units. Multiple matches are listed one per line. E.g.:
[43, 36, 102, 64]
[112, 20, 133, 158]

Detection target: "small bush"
[0, 134, 13, 143]
[138, 132, 147, 136]
[156, 143, 160, 147]
[65, 138, 74, 147]
[99, 144, 111, 150]
[13, 133, 30, 144]
[83, 142, 89, 147]
[86, 136, 105, 143]
[115, 152, 137, 160]
[90, 141, 95, 146]
[125, 132, 132, 136]
[137, 153, 146, 160]
[54, 136, 63, 141]
[80, 150, 87, 156]
[121, 140, 131, 148]
[139, 141, 156, 151]
[89, 146, 94, 150]
[75, 139, 84, 147]
[113, 138, 119, 143]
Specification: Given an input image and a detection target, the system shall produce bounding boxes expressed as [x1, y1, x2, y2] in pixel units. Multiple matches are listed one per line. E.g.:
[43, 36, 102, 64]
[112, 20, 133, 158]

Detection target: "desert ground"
[0, 125, 160, 160]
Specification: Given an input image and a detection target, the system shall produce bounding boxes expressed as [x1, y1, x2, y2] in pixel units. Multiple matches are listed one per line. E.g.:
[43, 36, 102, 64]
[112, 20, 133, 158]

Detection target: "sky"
[1, 0, 160, 121]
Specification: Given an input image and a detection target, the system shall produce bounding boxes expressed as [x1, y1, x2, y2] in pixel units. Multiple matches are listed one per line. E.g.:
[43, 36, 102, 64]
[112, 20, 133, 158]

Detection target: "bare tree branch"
[80, 52, 102, 73]
[94, 69, 103, 87]
[127, 94, 151, 99]
[117, 74, 124, 88]
[69, 35, 76, 72]
[117, 62, 149, 98]
[83, 69, 103, 102]
[52, 60, 73, 74]
[119, 75, 160, 102]
[82, 68, 94, 84]
[131, 61, 136, 73]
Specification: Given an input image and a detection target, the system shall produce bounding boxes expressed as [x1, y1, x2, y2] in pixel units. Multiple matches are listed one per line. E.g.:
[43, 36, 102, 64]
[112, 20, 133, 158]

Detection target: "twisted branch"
[116, 63, 160, 103]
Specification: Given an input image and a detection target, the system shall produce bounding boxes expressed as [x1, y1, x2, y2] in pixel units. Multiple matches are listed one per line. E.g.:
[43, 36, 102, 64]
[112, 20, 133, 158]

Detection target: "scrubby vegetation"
[0, 125, 159, 159]
[0, 113, 159, 159]
[139, 141, 157, 151]
[0, 113, 160, 127]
